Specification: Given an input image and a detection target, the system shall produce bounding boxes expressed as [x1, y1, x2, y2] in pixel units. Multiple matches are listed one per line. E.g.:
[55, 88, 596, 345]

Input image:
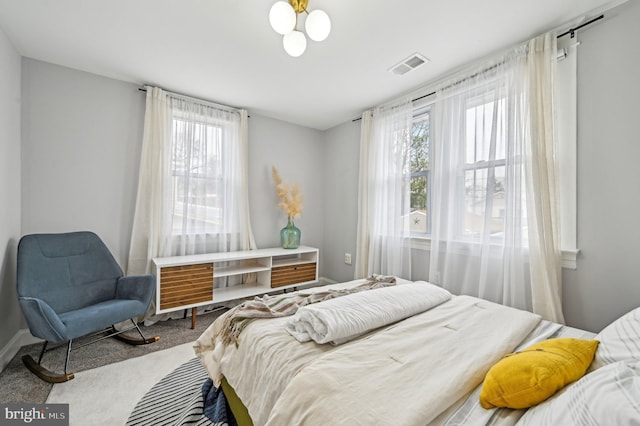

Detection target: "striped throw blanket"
[219, 276, 396, 346]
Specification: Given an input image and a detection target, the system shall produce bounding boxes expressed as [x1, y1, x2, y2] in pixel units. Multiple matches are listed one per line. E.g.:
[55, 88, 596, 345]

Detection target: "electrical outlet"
[344, 253, 352, 265]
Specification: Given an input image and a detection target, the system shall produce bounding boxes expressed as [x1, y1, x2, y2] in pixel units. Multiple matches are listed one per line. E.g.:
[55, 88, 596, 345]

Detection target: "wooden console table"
[152, 246, 319, 328]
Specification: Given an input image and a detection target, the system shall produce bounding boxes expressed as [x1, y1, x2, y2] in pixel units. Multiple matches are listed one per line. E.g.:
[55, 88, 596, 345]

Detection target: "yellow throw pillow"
[479, 338, 599, 409]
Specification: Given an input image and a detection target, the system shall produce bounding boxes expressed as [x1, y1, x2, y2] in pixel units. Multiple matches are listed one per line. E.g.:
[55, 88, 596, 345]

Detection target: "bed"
[193, 277, 640, 425]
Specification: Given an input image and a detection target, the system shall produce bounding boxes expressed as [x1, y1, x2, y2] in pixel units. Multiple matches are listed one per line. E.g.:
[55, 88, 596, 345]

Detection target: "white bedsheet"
[265, 296, 540, 426]
[194, 279, 541, 426]
[285, 281, 451, 344]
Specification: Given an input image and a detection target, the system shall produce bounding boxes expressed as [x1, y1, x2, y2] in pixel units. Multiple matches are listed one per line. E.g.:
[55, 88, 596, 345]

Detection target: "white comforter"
[285, 281, 451, 344]
[194, 279, 541, 426]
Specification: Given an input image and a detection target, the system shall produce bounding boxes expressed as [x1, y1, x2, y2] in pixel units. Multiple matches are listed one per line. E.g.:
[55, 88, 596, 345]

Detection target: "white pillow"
[517, 360, 640, 425]
[591, 307, 640, 371]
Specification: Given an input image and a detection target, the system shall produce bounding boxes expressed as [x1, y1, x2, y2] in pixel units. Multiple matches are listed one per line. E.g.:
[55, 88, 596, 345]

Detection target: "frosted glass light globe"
[305, 9, 331, 42]
[283, 30, 307, 57]
[269, 1, 296, 35]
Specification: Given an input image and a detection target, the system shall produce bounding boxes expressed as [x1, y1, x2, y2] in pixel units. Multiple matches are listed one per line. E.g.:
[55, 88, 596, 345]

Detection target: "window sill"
[409, 236, 579, 270]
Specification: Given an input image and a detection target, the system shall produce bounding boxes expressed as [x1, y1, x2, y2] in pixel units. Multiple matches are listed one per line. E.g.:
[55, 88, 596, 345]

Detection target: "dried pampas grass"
[272, 166, 303, 218]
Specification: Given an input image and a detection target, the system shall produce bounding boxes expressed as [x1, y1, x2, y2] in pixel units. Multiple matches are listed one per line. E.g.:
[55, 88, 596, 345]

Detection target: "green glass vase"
[280, 216, 301, 249]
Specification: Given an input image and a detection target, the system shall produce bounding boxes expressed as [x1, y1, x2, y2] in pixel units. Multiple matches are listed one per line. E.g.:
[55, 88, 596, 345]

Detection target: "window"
[408, 105, 431, 235]
[170, 112, 229, 236]
[408, 96, 525, 244]
[461, 96, 517, 241]
[128, 87, 253, 275]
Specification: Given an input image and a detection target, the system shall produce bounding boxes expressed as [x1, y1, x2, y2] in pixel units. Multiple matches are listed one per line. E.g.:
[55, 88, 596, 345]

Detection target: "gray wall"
[21, 59, 145, 266]
[562, 0, 640, 332]
[247, 114, 326, 265]
[0, 28, 24, 356]
[322, 119, 361, 282]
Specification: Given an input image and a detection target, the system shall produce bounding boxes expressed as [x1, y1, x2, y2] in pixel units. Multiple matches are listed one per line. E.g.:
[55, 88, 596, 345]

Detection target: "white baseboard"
[0, 329, 41, 373]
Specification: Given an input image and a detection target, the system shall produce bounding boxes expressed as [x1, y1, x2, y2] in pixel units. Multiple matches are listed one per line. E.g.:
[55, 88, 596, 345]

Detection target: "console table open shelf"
[152, 246, 319, 328]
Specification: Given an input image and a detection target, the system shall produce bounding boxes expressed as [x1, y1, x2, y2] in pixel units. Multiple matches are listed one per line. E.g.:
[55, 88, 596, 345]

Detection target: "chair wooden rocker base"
[23, 319, 160, 383]
[22, 354, 75, 383]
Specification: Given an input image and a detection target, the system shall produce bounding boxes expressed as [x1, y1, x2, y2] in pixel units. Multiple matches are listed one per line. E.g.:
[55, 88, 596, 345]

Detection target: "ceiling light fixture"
[269, 0, 331, 57]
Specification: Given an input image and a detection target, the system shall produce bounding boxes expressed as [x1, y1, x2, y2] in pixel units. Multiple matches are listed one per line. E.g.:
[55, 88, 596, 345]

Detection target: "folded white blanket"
[285, 281, 451, 345]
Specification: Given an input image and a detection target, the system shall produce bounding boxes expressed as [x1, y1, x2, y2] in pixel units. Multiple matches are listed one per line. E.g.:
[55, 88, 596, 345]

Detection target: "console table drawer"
[271, 263, 317, 288]
[159, 263, 213, 310]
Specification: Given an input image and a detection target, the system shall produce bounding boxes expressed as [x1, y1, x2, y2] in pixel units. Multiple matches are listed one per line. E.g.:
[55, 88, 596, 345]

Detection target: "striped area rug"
[126, 357, 224, 426]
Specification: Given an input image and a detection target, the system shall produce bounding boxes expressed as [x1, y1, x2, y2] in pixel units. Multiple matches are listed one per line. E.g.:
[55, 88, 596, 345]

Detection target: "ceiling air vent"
[389, 53, 430, 76]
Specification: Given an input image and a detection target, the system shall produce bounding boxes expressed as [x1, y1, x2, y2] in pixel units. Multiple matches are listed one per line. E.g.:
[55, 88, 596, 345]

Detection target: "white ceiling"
[0, 0, 620, 130]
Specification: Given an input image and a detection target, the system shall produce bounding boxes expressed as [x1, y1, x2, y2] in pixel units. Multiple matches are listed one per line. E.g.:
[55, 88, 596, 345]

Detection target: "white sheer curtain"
[525, 34, 564, 323]
[354, 99, 413, 279]
[428, 33, 564, 323]
[128, 87, 256, 278]
[127, 87, 171, 276]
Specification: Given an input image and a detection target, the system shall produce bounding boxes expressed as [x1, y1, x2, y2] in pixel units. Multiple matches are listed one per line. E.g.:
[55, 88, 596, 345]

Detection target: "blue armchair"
[17, 231, 159, 382]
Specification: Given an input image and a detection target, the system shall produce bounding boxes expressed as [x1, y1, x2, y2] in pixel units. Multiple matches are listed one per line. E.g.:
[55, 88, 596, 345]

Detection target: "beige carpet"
[46, 342, 197, 425]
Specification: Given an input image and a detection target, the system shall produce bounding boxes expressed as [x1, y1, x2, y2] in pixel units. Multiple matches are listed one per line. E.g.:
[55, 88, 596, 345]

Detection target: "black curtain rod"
[351, 92, 434, 122]
[352, 14, 605, 123]
[137, 87, 248, 115]
[557, 14, 604, 39]
[352, 84, 474, 122]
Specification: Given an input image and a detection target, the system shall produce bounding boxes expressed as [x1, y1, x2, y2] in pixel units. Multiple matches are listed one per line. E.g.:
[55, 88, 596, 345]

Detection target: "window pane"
[463, 166, 505, 238]
[409, 175, 428, 233]
[171, 117, 225, 235]
[411, 115, 430, 173]
[410, 175, 427, 210]
[407, 107, 431, 235]
[465, 99, 506, 164]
